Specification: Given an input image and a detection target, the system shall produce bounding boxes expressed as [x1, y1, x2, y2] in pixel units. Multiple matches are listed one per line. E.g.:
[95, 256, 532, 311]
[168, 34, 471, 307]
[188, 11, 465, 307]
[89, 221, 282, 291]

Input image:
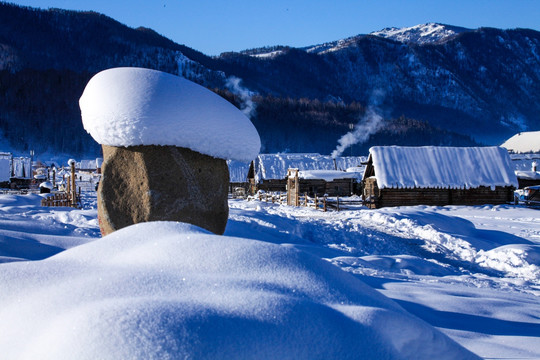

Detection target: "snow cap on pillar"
[79, 67, 260, 163]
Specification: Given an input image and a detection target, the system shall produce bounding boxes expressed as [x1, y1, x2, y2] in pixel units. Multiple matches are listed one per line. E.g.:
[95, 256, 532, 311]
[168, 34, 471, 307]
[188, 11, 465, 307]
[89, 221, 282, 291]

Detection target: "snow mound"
[501, 131, 540, 154]
[79, 67, 260, 162]
[334, 255, 456, 277]
[0, 221, 477, 360]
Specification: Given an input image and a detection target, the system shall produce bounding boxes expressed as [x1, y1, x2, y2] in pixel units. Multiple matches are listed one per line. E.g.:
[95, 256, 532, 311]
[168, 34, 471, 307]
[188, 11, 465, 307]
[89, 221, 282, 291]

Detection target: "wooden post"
[337, 196, 340, 212]
[315, 194, 318, 209]
[70, 161, 77, 208]
[323, 196, 327, 212]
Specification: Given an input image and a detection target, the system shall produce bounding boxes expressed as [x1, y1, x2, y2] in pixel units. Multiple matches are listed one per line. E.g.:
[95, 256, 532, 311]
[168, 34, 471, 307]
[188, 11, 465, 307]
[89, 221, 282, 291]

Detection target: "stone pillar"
[97, 145, 229, 236]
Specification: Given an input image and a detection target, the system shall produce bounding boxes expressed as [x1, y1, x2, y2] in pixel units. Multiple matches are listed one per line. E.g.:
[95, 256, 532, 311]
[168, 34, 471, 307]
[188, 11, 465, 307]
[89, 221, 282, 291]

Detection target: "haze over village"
[0, 2, 539, 359]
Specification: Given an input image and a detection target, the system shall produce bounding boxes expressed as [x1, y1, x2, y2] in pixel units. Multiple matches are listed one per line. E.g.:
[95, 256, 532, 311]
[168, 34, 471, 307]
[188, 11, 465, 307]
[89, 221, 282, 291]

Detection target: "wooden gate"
[287, 168, 299, 206]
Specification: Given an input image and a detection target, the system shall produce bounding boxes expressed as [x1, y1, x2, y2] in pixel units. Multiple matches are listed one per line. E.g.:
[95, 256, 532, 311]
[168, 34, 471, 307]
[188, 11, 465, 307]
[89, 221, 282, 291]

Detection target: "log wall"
[364, 181, 514, 209]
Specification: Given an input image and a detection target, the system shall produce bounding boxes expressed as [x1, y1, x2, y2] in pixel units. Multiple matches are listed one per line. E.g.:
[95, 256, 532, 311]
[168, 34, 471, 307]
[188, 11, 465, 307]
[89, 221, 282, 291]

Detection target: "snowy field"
[0, 191, 539, 359]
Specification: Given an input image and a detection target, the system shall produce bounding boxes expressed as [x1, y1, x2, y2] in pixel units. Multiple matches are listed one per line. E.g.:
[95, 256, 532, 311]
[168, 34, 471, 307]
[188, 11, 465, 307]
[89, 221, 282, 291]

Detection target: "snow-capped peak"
[370, 23, 470, 44]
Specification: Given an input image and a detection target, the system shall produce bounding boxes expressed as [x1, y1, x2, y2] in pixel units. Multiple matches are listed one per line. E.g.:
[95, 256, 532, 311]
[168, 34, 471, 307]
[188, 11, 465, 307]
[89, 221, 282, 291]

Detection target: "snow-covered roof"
[369, 146, 518, 189]
[252, 153, 367, 182]
[227, 160, 251, 183]
[39, 181, 53, 189]
[78, 160, 97, 170]
[515, 170, 540, 180]
[500, 131, 540, 154]
[79, 67, 260, 162]
[509, 153, 540, 172]
[298, 170, 361, 181]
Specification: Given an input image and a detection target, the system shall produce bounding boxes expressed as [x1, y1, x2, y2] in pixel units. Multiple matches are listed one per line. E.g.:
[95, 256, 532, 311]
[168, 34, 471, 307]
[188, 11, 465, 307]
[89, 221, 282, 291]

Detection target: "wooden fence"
[254, 191, 365, 212]
[257, 191, 287, 205]
[41, 192, 79, 208]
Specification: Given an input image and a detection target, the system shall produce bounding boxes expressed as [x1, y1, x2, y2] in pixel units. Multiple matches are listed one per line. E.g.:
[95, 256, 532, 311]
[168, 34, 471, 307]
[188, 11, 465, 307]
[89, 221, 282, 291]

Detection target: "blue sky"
[7, 0, 540, 55]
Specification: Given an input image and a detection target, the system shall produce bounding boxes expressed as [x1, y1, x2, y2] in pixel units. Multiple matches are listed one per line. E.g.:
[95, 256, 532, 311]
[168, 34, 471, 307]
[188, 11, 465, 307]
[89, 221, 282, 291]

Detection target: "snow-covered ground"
[0, 191, 539, 359]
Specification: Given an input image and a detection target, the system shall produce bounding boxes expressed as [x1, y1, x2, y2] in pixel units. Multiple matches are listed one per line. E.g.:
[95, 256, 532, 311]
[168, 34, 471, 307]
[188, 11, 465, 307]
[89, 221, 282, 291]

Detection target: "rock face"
[98, 145, 229, 236]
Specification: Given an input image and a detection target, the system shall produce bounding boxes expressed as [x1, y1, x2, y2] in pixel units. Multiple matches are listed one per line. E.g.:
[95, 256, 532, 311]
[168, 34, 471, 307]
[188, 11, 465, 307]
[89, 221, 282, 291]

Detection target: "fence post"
[315, 194, 318, 209]
[337, 196, 340, 212]
[323, 196, 327, 212]
[70, 161, 77, 207]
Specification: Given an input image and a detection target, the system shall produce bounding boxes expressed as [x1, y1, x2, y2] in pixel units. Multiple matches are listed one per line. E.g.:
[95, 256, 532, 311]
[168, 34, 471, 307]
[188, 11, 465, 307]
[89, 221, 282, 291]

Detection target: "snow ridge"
[370, 23, 470, 44]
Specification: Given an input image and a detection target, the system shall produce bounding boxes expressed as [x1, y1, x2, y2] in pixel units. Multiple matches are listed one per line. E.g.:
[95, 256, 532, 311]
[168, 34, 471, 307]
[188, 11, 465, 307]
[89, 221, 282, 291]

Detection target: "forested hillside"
[1, 3, 538, 158]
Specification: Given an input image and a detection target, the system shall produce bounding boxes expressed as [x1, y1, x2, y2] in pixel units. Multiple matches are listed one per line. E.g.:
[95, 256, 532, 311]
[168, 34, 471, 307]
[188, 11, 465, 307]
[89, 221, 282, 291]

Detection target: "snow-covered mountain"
[370, 23, 470, 44]
[220, 25, 540, 144]
[1, 2, 539, 157]
[301, 23, 469, 55]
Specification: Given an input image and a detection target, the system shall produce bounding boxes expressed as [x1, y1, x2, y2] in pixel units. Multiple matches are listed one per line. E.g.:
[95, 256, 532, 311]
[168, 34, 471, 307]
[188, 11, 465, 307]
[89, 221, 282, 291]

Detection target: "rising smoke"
[226, 76, 256, 119]
[331, 91, 386, 158]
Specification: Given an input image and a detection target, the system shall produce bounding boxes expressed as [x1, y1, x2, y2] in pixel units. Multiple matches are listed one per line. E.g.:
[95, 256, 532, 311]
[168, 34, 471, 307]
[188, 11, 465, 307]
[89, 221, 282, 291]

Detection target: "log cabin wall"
[258, 179, 288, 192]
[449, 186, 514, 205]
[374, 186, 514, 208]
[518, 178, 540, 189]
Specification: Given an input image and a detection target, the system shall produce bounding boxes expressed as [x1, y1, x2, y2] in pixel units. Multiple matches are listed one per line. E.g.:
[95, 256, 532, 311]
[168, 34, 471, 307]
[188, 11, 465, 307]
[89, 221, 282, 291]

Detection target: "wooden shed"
[362, 146, 518, 209]
[297, 170, 360, 197]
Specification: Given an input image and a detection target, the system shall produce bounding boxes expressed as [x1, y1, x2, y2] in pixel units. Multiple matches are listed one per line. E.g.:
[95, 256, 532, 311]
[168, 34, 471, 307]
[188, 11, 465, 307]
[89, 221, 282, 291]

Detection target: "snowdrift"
[0, 221, 478, 360]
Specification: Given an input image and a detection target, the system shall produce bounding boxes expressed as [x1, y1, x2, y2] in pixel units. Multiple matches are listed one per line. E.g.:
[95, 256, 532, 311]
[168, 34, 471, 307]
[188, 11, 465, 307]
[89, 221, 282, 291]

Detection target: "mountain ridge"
[0, 2, 538, 158]
[370, 23, 471, 44]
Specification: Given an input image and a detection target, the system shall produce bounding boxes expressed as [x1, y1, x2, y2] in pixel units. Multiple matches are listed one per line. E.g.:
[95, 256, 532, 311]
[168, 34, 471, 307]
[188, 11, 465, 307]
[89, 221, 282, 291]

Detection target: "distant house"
[515, 169, 540, 188]
[227, 160, 252, 193]
[0, 152, 11, 187]
[0, 153, 35, 188]
[243, 153, 367, 196]
[500, 132, 540, 188]
[78, 158, 103, 173]
[362, 146, 518, 208]
[514, 159, 540, 188]
[500, 131, 540, 154]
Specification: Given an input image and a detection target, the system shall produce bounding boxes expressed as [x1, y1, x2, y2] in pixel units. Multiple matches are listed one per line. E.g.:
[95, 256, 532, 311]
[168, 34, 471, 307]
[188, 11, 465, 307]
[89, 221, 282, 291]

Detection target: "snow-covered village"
[1, 2, 540, 360]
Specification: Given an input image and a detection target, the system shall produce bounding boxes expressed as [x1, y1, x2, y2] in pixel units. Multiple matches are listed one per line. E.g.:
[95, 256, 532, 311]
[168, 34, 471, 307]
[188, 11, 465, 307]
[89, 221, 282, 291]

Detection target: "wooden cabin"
[362, 146, 518, 209]
[515, 169, 540, 188]
[297, 170, 359, 197]
[0, 152, 10, 188]
[511, 157, 540, 188]
[501, 131, 540, 188]
[9, 156, 33, 189]
[227, 160, 251, 194]
[244, 153, 366, 195]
